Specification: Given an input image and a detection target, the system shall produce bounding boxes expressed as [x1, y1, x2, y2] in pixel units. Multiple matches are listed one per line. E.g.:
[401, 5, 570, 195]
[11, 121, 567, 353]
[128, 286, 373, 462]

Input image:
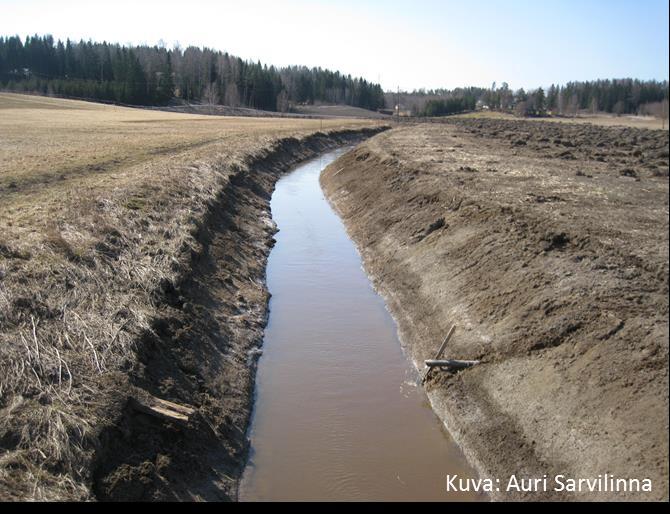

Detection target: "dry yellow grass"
[1, 92, 378, 257]
[0, 92, 375, 205]
[0, 92, 383, 500]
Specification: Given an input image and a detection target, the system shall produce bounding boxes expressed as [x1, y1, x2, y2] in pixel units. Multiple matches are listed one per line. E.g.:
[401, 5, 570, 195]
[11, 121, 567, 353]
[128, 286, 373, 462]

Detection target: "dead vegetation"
[0, 92, 383, 500]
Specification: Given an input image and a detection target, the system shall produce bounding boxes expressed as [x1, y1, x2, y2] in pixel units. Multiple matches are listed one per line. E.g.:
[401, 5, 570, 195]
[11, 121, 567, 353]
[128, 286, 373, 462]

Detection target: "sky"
[1, 0, 668, 92]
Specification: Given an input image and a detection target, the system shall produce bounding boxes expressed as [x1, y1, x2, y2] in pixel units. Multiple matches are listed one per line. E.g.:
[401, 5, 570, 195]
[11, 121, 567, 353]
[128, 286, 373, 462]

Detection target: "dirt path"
[321, 119, 669, 501]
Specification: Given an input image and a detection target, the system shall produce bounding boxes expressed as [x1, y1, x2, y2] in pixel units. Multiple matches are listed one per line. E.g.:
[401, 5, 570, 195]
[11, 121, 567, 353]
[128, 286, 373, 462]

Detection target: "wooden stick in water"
[421, 324, 456, 384]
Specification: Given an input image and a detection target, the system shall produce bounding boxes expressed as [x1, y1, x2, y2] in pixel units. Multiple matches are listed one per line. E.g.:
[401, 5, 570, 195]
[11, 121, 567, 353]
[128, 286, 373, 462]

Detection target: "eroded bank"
[89, 128, 388, 500]
[320, 121, 669, 501]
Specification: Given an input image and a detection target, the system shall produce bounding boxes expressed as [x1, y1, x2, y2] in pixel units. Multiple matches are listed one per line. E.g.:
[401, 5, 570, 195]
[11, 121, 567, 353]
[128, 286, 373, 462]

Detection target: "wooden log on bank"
[421, 325, 456, 384]
[130, 395, 195, 423]
[425, 359, 480, 370]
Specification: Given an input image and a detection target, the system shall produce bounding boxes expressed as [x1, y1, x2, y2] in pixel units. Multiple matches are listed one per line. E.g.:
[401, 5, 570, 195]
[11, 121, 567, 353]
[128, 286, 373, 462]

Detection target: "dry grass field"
[0, 92, 382, 500]
[293, 103, 391, 119]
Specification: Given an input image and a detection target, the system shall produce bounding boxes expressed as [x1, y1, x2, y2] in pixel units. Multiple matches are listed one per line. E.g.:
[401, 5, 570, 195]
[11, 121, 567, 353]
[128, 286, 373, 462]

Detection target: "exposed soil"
[321, 118, 669, 501]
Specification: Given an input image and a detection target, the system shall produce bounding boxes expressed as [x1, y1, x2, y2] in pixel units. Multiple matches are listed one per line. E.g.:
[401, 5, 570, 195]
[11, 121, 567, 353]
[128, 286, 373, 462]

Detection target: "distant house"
[379, 107, 411, 117]
[475, 100, 490, 111]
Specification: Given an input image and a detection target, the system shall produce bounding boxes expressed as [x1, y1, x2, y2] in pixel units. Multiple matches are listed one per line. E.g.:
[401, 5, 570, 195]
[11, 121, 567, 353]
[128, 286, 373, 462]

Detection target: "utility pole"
[396, 85, 400, 125]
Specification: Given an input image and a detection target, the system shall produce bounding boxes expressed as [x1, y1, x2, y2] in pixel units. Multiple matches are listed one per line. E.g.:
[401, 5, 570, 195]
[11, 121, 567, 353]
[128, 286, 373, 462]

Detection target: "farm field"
[453, 110, 668, 130]
[292, 103, 390, 119]
[322, 118, 669, 500]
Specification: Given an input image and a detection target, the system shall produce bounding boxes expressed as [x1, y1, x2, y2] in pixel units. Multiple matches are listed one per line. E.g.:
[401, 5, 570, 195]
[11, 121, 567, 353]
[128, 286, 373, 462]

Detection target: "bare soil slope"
[322, 119, 669, 500]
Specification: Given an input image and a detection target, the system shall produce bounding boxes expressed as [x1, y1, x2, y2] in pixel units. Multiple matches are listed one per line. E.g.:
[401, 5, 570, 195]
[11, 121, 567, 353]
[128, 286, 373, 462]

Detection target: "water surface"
[239, 148, 481, 501]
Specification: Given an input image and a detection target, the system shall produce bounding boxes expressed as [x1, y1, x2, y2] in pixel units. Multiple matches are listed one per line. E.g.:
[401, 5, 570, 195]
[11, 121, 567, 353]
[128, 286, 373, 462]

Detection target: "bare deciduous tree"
[643, 99, 670, 128]
[514, 101, 529, 117]
[567, 94, 580, 117]
[276, 90, 289, 113]
[203, 82, 219, 105]
[224, 85, 240, 107]
[557, 91, 565, 115]
[613, 100, 625, 116]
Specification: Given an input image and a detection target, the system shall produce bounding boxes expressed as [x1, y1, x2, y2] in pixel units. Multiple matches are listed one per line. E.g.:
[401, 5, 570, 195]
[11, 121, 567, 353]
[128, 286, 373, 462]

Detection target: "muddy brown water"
[239, 148, 482, 501]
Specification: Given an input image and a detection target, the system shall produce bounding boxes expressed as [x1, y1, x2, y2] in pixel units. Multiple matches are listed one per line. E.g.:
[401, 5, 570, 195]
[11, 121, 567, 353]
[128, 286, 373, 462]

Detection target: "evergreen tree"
[156, 52, 175, 104]
[534, 87, 546, 114]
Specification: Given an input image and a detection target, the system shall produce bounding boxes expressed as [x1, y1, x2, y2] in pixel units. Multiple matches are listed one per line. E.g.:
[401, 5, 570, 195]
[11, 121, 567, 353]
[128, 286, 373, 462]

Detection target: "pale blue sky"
[1, 0, 668, 91]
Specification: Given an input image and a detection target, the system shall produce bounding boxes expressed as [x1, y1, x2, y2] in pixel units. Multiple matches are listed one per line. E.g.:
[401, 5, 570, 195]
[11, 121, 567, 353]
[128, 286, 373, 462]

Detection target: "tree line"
[419, 91, 478, 116]
[392, 79, 668, 118]
[385, 87, 487, 117]
[0, 34, 386, 111]
[489, 79, 669, 117]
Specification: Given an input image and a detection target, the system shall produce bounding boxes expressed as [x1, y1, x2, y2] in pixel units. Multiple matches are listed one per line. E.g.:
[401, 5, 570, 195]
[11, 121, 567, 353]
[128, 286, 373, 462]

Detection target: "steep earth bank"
[321, 120, 668, 501]
[0, 125, 385, 501]
[92, 128, 387, 501]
